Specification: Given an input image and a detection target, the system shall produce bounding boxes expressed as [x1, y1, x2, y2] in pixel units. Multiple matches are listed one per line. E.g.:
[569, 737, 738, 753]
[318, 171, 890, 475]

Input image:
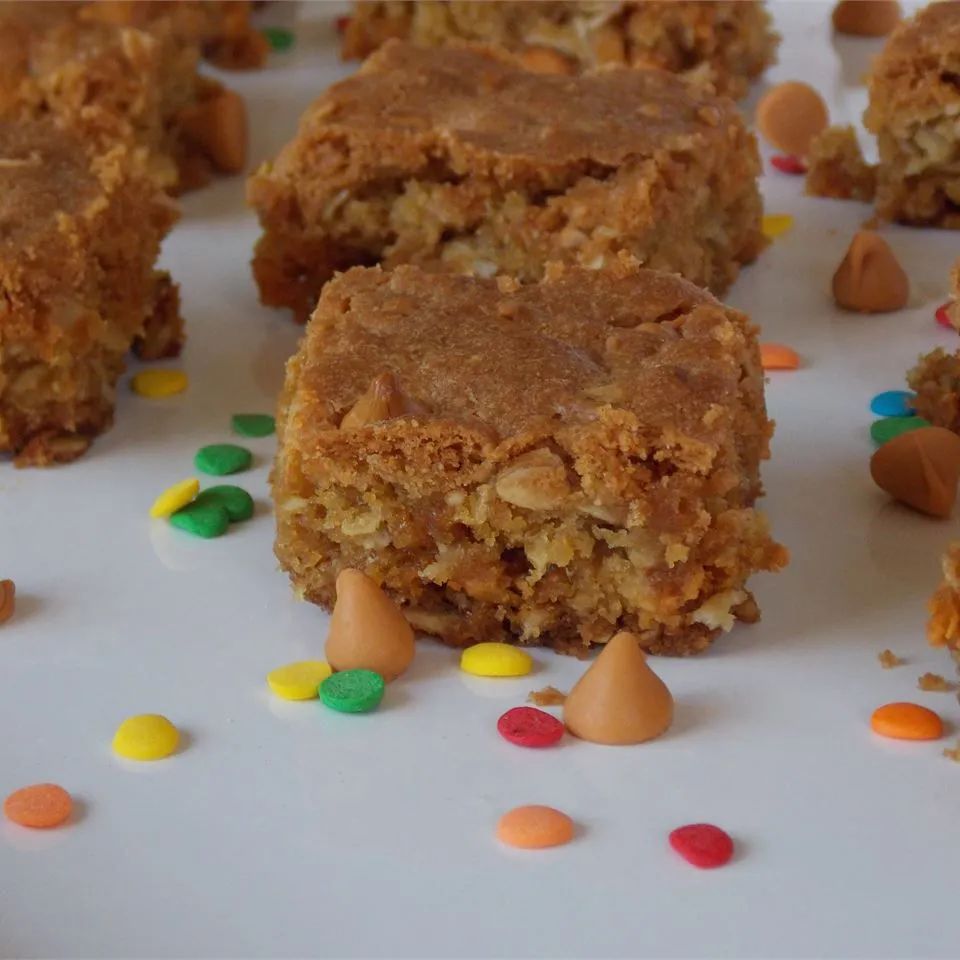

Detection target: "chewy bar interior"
[865, 2, 960, 226]
[341, 0, 778, 100]
[248, 40, 765, 321]
[0, 117, 179, 466]
[272, 260, 786, 656]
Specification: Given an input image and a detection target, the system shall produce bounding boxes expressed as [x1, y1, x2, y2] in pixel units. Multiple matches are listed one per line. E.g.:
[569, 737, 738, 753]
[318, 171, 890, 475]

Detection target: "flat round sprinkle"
[131, 369, 188, 398]
[262, 26, 294, 51]
[497, 805, 574, 849]
[194, 485, 254, 522]
[936, 303, 953, 328]
[870, 416, 930, 446]
[761, 213, 794, 240]
[497, 706, 564, 748]
[461, 642, 533, 678]
[3, 783, 73, 829]
[870, 390, 915, 418]
[770, 154, 806, 175]
[194, 443, 253, 476]
[871, 702, 943, 740]
[760, 343, 800, 370]
[112, 714, 180, 760]
[149, 477, 199, 518]
[320, 669, 385, 713]
[231, 413, 276, 438]
[669, 823, 734, 869]
[170, 501, 230, 538]
[267, 661, 332, 700]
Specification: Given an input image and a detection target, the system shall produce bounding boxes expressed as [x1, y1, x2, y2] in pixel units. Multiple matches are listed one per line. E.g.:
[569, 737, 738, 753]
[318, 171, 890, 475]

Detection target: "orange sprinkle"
[870, 702, 943, 741]
[3, 783, 73, 828]
[496, 804, 574, 850]
[760, 343, 800, 371]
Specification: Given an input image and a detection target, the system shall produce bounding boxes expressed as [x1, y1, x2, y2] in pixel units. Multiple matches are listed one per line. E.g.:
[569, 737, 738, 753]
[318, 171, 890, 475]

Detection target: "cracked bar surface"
[248, 41, 764, 322]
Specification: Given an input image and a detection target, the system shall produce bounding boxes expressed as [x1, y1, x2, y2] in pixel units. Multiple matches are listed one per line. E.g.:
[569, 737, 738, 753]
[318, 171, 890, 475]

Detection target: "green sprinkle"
[169, 501, 230, 539]
[232, 413, 276, 438]
[870, 416, 930, 446]
[320, 669, 385, 714]
[194, 485, 254, 523]
[261, 26, 294, 51]
[195, 443, 253, 476]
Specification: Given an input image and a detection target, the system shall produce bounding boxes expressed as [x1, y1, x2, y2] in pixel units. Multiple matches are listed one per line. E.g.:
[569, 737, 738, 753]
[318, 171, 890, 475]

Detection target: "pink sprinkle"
[770, 154, 807, 175]
[936, 302, 953, 328]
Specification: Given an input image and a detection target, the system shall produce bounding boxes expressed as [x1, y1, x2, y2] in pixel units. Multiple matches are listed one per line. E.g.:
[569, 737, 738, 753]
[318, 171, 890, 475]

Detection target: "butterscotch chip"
[518, 45, 575, 75]
[756, 81, 829, 157]
[878, 648, 902, 668]
[832, 0, 901, 37]
[340, 372, 412, 430]
[917, 672, 954, 692]
[869, 427, 960, 518]
[0, 580, 14, 625]
[832, 230, 908, 313]
[178, 89, 247, 174]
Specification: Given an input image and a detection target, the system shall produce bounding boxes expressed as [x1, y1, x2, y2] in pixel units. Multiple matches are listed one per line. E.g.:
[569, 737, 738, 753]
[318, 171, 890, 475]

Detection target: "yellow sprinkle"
[762, 213, 794, 240]
[267, 661, 333, 700]
[460, 642, 533, 678]
[131, 369, 188, 398]
[149, 477, 199, 519]
[112, 714, 179, 761]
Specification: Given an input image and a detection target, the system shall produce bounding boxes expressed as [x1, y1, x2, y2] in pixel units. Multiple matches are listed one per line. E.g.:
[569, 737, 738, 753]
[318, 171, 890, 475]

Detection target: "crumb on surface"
[944, 740, 960, 763]
[918, 671, 955, 692]
[528, 685, 567, 707]
[878, 648, 902, 669]
[805, 125, 877, 202]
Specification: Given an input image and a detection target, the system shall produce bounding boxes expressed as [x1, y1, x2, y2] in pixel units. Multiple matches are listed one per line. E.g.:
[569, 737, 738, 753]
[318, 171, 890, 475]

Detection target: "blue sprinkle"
[870, 390, 915, 418]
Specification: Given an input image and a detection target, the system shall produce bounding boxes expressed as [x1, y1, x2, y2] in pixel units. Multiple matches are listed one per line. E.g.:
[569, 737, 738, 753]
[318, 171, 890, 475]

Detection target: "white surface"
[2, 3, 959, 958]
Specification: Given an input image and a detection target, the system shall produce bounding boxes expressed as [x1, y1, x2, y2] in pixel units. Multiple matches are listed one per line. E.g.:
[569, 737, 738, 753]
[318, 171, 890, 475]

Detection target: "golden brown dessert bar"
[927, 543, 960, 671]
[0, 2, 248, 194]
[273, 259, 786, 656]
[908, 342, 960, 433]
[805, 126, 877, 203]
[862, 2, 960, 225]
[0, 118, 180, 466]
[82, 1, 269, 71]
[341, 1, 778, 100]
[249, 41, 765, 322]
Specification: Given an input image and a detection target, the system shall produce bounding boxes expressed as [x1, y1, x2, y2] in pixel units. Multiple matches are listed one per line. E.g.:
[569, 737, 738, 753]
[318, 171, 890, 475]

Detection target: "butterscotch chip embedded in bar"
[0, 118, 180, 465]
[272, 261, 787, 657]
[341, 1, 779, 100]
[248, 41, 765, 322]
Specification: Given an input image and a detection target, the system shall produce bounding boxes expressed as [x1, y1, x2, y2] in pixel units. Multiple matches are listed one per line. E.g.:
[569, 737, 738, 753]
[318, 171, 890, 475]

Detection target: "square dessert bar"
[273, 260, 786, 656]
[342, 1, 778, 100]
[0, 118, 179, 466]
[248, 41, 764, 322]
[0, 2, 248, 194]
[864, 2, 960, 225]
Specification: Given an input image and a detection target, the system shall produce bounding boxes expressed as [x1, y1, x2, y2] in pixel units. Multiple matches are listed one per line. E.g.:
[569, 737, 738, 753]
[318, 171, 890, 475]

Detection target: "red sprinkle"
[335, 15, 350, 34]
[770, 154, 807, 175]
[497, 706, 564, 748]
[669, 823, 734, 869]
[936, 302, 953, 328]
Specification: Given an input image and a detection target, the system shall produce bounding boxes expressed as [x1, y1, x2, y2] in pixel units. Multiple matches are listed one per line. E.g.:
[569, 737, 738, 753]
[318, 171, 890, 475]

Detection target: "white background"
[2, 3, 958, 957]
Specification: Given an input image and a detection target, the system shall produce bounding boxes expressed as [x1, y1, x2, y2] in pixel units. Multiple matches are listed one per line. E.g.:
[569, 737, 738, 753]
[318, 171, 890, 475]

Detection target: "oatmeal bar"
[927, 543, 960, 666]
[249, 41, 765, 322]
[908, 339, 960, 434]
[0, 117, 180, 466]
[862, 2, 960, 225]
[272, 259, 786, 656]
[81, 1, 269, 71]
[342, 1, 778, 100]
[0, 2, 248, 193]
[806, 125, 877, 203]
